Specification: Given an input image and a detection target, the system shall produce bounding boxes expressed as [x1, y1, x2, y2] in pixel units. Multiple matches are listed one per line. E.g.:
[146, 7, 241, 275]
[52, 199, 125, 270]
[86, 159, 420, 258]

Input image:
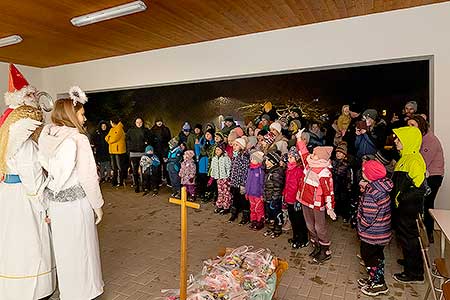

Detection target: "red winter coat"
[283, 163, 304, 204]
[296, 140, 335, 211]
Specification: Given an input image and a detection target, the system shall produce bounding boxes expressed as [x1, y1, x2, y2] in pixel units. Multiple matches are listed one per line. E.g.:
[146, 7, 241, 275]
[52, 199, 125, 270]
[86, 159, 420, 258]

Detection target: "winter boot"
[264, 220, 275, 236]
[228, 207, 238, 222]
[254, 220, 265, 231]
[312, 245, 331, 264]
[249, 221, 257, 230]
[309, 241, 321, 258]
[239, 210, 250, 225]
[271, 224, 282, 238]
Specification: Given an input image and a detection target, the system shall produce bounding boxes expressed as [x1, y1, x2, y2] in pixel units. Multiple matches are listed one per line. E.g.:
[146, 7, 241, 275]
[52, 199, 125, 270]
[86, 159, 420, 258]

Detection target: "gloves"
[239, 186, 245, 195]
[207, 177, 214, 187]
[94, 208, 103, 225]
[294, 202, 302, 212]
[327, 209, 337, 221]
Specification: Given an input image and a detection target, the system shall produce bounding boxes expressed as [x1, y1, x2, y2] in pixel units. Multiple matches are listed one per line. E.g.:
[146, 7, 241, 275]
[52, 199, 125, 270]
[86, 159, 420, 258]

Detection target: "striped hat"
[266, 151, 282, 165]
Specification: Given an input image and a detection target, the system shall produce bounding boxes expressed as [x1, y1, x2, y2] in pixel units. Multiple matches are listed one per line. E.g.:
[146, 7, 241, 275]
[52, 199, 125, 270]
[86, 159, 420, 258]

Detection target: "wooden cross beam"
[169, 186, 200, 300]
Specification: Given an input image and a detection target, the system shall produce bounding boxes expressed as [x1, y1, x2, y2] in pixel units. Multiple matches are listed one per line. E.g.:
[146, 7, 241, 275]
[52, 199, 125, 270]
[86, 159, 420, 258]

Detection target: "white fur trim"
[4, 86, 37, 107]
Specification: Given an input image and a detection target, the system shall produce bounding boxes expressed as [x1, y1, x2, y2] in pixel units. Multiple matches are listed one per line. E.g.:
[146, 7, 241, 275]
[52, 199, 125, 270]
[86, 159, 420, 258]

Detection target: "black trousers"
[130, 157, 141, 187]
[231, 186, 249, 212]
[143, 171, 159, 192]
[111, 154, 127, 185]
[197, 173, 209, 198]
[360, 241, 385, 267]
[397, 212, 424, 278]
[335, 184, 351, 219]
[424, 175, 443, 239]
[287, 203, 308, 243]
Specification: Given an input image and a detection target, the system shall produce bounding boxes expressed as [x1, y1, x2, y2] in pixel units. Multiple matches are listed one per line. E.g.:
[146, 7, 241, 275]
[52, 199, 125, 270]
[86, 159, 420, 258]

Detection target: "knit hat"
[216, 142, 227, 153]
[301, 131, 310, 144]
[215, 131, 224, 140]
[362, 160, 387, 181]
[288, 146, 300, 160]
[194, 123, 203, 131]
[266, 151, 281, 165]
[269, 122, 282, 134]
[261, 114, 271, 121]
[335, 142, 347, 155]
[228, 130, 238, 143]
[405, 101, 418, 112]
[184, 150, 195, 160]
[313, 146, 333, 161]
[264, 132, 276, 144]
[224, 115, 234, 122]
[250, 151, 264, 164]
[234, 137, 247, 149]
[182, 122, 191, 132]
[374, 150, 391, 166]
[145, 145, 154, 153]
[362, 109, 378, 120]
[289, 119, 302, 132]
[234, 127, 244, 137]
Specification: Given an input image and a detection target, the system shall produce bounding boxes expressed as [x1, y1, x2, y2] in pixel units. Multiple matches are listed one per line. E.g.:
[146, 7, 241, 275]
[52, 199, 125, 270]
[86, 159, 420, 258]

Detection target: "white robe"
[38, 125, 104, 300]
[0, 139, 56, 300]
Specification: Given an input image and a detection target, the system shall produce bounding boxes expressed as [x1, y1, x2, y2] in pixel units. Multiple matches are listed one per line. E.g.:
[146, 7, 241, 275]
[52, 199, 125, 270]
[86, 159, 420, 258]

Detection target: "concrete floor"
[50, 184, 446, 300]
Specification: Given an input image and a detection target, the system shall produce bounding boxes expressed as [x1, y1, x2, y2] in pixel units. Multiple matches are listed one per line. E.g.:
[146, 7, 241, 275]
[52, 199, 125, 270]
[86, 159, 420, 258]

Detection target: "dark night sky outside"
[85, 60, 429, 134]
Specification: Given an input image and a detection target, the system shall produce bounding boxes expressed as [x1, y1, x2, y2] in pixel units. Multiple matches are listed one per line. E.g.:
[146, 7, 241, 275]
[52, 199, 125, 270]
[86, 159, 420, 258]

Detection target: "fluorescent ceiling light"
[71, 1, 147, 27]
[0, 35, 23, 48]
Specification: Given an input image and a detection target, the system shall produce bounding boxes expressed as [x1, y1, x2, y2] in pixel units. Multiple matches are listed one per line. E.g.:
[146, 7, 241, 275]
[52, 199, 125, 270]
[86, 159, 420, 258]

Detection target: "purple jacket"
[245, 163, 265, 198]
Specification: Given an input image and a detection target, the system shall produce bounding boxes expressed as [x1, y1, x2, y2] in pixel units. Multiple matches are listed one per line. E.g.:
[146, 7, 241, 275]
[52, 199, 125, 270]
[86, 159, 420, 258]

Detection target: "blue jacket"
[355, 133, 377, 159]
[167, 146, 183, 173]
[194, 137, 215, 174]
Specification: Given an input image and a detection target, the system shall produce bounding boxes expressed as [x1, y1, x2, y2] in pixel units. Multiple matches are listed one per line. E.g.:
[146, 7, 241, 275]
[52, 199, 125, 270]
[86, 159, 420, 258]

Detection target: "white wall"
[0, 62, 43, 112]
[1, 2, 450, 208]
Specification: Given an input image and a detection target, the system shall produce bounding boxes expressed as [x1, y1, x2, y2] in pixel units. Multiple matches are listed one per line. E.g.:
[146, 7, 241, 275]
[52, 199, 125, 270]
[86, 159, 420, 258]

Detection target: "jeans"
[111, 154, 127, 185]
[98, 161, 111, 181]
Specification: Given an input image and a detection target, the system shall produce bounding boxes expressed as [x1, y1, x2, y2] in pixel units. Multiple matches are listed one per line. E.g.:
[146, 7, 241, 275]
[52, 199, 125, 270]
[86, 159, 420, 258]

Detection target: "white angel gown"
[0, 139, 56, 299]
[39, 125, 104, 300]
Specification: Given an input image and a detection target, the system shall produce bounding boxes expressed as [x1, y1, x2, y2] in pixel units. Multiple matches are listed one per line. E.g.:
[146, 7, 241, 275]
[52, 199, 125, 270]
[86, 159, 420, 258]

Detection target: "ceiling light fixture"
[71, 1, 147, 27]
[0, 35, 23, 48]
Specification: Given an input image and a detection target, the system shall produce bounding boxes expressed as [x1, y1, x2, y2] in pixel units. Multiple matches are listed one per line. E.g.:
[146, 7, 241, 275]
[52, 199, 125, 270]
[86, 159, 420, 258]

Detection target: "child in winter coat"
[209, 143, 232, 214]
[179, 150, 197, 201]
[246, 151, 265, 230]
[332, 142, 353, 223]
[283, 146, 308, 249]
[140, 145, 161, 196]
[229, 138, 251, 224]
[357, 160, 393, 297]
[167, 137, 184, 197]
[296, 130, 336, 264]
[263, 151, 285, 238]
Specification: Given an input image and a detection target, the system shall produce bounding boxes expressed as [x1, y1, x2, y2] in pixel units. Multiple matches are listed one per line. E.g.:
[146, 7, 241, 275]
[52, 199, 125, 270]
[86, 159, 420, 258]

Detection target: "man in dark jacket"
[126, 117, 151, 192]
[93, 120, 111, 182]
[150, 119, 172, 185]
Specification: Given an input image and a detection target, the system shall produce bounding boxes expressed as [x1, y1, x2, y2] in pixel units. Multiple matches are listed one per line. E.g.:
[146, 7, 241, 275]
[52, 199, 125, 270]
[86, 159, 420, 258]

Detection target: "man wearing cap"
[355, 109, 387, 159]
[221, 115, 237, 137]
[390, 100, 419, 130]
[178, 121, 196, 150]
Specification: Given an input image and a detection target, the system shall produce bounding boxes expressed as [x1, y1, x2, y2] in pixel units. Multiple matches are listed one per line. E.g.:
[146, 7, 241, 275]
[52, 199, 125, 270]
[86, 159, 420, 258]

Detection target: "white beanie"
[269, 122, 282, 133]
[234, 137, 247, 149]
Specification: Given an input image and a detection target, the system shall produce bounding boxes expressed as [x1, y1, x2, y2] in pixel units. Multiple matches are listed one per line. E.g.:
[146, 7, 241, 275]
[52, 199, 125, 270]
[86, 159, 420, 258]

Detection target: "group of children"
[136, 121, 395, 297]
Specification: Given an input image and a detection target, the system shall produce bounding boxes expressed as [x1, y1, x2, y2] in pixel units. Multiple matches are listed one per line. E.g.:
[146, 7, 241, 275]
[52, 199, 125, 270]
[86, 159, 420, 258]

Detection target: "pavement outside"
[49, 184, 447, 300]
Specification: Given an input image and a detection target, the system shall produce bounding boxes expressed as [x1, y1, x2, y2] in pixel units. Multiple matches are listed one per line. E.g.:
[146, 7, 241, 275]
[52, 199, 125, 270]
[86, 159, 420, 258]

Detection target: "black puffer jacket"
[93, 121, 110, 162]
[264, 166, 285, 201]
[126, 127, 150, 152]
[150, 124, 172, 157]
[230, 151, 250, 188]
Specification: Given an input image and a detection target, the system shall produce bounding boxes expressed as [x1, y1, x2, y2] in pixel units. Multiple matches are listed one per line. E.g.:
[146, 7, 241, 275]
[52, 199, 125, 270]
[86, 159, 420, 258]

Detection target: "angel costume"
[0, 105, 56, 300]
[38, 124, 104, 300]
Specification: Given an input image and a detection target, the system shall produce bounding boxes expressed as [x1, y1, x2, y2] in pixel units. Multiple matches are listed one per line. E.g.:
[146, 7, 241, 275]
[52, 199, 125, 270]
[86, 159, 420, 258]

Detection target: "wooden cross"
[169, 186, 200, 300]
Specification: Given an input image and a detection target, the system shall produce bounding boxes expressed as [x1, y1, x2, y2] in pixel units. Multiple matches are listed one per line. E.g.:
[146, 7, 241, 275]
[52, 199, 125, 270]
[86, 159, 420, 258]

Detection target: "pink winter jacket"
[282, 163, 304, 204]
[421, 131, 445, 176]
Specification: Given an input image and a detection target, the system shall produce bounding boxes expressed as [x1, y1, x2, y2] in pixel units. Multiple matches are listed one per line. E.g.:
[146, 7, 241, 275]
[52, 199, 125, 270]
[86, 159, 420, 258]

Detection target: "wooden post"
[169, 186, 200, 300]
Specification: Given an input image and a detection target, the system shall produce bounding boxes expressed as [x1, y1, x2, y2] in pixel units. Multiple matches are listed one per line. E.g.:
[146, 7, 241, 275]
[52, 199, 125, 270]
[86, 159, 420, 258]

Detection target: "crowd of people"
[92, 99, 444, 297]
[0, 63, 445, 299]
